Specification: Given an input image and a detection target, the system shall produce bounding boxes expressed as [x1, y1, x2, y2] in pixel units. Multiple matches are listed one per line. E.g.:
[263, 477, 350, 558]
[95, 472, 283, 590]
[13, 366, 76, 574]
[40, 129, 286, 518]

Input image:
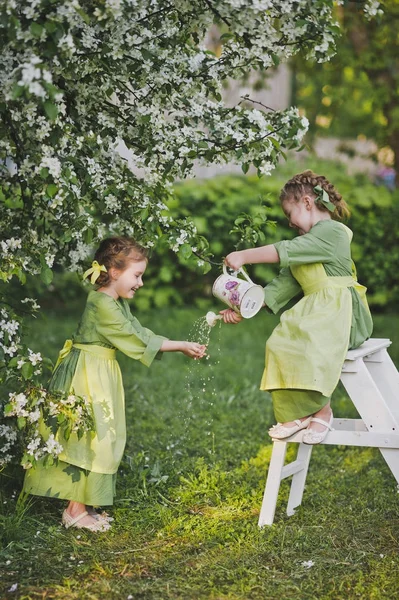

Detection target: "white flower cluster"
[4, 387, 94, 469]
[15, 56, 53, 100]
[0, 423, 18, 466]
[0, 308, 20, 357]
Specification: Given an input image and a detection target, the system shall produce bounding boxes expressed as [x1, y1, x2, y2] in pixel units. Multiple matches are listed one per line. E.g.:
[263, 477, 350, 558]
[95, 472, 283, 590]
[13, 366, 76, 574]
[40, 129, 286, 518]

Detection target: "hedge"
[13, 158, 399, 312]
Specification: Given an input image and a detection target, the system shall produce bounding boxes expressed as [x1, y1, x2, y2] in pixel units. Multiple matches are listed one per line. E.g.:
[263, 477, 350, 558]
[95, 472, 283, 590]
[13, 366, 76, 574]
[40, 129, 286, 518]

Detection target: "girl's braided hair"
[280, 170, 350, 221]
[91, 237, 148, 287]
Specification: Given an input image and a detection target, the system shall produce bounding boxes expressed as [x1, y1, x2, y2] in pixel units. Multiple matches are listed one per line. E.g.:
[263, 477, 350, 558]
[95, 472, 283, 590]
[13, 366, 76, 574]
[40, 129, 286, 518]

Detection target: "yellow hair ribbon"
[83, 260, 107, 285]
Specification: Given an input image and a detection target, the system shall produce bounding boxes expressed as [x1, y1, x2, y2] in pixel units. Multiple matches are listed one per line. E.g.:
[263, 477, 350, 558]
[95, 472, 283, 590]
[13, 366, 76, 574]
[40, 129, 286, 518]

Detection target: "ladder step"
[281, 459, 306, 479]
[280, 430, 399, 448]
[345, 338, 391, 361]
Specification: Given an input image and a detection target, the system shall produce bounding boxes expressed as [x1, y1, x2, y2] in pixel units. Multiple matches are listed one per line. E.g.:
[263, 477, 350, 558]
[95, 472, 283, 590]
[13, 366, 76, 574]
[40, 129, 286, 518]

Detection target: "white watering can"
[209, 266, 265, 324]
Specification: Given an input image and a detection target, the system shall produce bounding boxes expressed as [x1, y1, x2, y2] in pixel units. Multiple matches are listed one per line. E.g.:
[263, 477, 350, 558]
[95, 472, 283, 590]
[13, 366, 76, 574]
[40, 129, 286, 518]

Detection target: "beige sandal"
[61, 510, 110, 532]
[87, 507, 114, 523]
[269, 416, 312, 440]
[302, 413, 334, 445]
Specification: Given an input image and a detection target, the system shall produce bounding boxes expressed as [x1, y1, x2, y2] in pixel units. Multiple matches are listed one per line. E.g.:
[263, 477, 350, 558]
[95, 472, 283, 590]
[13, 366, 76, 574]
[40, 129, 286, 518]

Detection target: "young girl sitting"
[23, 237, 206, 531]
[221, 170, 372, 444]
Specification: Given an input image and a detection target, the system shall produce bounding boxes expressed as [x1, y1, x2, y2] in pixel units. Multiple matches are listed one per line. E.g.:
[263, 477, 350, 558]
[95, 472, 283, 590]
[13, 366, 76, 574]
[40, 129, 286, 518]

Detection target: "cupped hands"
[182, 341, 207, 359]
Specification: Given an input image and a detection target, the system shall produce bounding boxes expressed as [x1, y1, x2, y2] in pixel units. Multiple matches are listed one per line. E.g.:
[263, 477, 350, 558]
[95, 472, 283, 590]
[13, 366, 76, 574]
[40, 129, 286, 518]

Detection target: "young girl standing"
[221, 170, 372, 444]
[23, 237, 206, 531]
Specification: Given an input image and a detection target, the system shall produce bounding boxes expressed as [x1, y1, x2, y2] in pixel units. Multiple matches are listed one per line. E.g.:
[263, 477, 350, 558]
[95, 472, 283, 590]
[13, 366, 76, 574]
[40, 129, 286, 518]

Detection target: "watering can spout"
[206, 311, 223, 328]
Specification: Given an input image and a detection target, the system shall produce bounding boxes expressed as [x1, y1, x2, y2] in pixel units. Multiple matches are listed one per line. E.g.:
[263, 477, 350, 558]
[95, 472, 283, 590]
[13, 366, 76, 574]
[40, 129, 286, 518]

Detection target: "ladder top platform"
[345, 338, 391, 361]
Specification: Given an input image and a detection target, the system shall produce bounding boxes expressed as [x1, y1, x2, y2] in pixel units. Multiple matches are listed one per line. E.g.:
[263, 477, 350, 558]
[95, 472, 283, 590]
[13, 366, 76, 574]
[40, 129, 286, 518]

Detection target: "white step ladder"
[258, 338, 399, 527]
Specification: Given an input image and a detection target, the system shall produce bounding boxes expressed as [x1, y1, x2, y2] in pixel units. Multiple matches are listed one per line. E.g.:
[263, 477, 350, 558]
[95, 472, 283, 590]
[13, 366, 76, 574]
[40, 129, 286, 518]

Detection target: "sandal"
[302, 413, 334, 445]
[269, 416, 312, 440]
[62, 510, 110, 532]
[87, 507, 114, 523]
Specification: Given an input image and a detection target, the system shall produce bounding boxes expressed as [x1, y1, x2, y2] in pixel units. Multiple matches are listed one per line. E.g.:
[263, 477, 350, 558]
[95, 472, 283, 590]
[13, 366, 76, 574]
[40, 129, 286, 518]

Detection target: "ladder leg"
[287, 443, 313, 516]
[341, 360, 399, 485]
[378, 448, 399, 484]
[258, 441, 287, 527]
[365, 349, 399, 424]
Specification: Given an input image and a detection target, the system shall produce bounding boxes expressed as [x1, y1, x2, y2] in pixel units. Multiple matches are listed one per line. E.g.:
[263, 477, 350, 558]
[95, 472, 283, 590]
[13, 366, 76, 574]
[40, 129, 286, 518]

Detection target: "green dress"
[260, 220, 373, 422]
[23, 290, 167, 506]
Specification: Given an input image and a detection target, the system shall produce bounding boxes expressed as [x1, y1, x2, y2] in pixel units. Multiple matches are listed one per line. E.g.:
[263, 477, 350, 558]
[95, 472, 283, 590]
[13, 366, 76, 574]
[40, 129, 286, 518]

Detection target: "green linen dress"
[260, 220, 373, 422]
[23, 290, 167, 506]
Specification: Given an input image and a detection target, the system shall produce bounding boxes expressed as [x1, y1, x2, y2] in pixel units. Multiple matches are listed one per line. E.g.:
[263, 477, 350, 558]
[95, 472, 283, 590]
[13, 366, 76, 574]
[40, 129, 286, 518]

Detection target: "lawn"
[1, 306, 399, 599]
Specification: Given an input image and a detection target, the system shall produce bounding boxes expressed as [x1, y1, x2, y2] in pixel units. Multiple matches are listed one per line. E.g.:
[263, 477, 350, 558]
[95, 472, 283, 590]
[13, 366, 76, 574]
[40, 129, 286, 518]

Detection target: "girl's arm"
[225, 245, 279, 270]
[160, 340, 206, 359]
[96, 295, 206, 364]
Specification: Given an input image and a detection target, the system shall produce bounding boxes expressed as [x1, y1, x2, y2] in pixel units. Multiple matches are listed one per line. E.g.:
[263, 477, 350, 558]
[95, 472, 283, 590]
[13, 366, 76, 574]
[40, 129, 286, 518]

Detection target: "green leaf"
[22, 361, 34, 380]
[4, 403, 13, 415]
[220, 32, 234, 42]
[179, 243, 192, 260]
[83, 228, 94, 244]
[11, 83, 24, 99]
[141, 48, 153, 61]
[63, 425, 71, 441]
[40, 267, 53, 285]
[17, 416, 26, 429]
[5, 195, 24, 209]
[30, 22, 44, 38]
[45, 20, 58, 33]
[8, 356, 19, 368]
[270, 53, 280, 66]
[43, 101, 58, 120]
[241, 163, 249, 174]
[74, 6, 90, 24]
[46, 183, 58, 198]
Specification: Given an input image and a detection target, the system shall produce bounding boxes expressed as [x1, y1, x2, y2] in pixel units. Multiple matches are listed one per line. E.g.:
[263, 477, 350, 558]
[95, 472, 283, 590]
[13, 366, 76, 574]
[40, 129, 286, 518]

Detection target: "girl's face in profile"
[282, 197, 312, 235]
[109, 258, 148, 300]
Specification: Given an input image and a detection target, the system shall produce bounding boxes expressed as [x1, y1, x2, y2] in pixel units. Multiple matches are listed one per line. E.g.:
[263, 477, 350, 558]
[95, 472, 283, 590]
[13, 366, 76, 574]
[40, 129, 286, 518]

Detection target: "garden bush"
[16, 158, 399, 312]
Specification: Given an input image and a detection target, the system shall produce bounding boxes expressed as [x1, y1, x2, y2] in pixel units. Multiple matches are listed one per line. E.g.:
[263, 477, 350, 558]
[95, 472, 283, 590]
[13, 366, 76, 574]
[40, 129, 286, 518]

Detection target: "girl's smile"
[100, 258, 147, 300]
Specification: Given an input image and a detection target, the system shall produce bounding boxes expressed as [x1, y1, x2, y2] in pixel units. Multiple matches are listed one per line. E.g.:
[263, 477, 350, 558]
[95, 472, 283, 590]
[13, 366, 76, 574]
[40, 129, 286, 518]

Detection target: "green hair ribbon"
[313, 185, 335, 213]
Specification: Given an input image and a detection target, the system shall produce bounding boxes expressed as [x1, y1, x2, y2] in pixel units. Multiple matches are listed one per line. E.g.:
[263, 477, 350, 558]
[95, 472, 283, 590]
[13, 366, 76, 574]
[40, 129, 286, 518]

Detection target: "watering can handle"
[223, 264, 254, 284]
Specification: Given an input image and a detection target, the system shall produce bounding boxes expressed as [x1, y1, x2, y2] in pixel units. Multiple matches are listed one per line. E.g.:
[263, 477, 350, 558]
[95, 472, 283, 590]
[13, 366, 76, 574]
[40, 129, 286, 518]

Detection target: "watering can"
[210, 265, 265, 321]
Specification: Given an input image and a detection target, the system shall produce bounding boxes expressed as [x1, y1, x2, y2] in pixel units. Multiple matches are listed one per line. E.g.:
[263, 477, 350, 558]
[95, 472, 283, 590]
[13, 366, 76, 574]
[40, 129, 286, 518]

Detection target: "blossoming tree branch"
[0, 0, 379, 468]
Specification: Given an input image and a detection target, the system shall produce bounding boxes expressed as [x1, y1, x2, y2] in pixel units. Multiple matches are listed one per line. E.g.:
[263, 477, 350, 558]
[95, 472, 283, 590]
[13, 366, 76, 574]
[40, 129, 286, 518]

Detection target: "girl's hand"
[219, 308, 243, 324]
[181, 342, 207, 359]
[224, 251, 245, 271]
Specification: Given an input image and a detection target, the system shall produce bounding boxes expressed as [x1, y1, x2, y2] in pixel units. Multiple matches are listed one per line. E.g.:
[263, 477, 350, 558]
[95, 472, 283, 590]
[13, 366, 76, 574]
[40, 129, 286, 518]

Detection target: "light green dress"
[23, 290, 167, 505]
[260, 220, 373, 422]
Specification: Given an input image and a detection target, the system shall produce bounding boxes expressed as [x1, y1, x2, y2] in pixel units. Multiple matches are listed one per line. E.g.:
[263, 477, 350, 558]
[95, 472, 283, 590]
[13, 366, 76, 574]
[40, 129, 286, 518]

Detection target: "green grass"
[1, 307, 399, 599]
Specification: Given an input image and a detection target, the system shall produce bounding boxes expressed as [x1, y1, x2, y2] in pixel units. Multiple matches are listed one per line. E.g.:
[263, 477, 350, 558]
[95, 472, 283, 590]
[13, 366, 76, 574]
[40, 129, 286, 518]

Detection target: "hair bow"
[313, 185, 335, 213]
[83, 260, 107, 284]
